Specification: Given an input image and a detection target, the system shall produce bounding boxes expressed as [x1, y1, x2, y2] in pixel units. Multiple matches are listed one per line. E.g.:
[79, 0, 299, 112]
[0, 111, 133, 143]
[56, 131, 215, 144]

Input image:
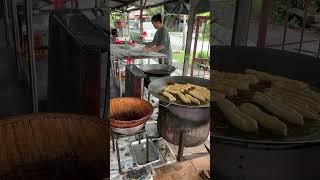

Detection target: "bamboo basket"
[0, 113, 108, 179]
[109, 97, 154, 128]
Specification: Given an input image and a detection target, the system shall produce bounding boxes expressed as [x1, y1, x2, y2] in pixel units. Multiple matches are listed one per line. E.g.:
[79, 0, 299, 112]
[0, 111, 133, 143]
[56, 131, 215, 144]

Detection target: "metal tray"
[130, 139, 162, 166]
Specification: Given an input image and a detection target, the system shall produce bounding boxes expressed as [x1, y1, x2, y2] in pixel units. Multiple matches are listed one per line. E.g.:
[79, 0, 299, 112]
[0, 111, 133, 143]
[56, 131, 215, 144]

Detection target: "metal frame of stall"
[4, 0, 39, 112]
[6, 0, 110, 117]
[111, 0, 205, 77]
[232, 0, 320, 58]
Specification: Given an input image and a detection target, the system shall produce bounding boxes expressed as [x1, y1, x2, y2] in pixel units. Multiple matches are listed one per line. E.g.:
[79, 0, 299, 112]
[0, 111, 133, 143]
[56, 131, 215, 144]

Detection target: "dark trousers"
[158, 58, 172, 65]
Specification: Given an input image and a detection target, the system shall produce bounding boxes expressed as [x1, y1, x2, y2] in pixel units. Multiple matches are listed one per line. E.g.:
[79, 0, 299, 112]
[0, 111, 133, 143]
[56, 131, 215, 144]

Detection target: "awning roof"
[110, 0, 209, 14]
[110, 0, 179, 10]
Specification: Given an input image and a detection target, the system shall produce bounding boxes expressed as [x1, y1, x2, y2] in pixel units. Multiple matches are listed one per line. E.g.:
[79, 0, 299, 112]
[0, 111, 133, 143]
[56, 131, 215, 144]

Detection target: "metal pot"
[158, 102, 210, 147]
[148, 76, 210, 146]
[212, 45, 320, 179]
[148, 76, 210, 107]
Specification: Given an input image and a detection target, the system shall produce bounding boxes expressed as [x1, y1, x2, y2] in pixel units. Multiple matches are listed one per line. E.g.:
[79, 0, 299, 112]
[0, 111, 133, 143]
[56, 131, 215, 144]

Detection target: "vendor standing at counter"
[143, 14, 173, 65]
[116, 19, 128, 37]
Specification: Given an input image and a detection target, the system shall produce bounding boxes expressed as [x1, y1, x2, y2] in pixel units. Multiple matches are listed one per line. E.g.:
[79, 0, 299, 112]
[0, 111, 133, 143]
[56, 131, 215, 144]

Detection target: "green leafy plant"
[173, 52, 193, 64]
[196, 51, 209, 59]
[288, 16, 300, 29]
[271, 0, 286, 24]
[308, 0, 318, 15]
[292, 0, 319, 15]
[145, 6, 164, 16]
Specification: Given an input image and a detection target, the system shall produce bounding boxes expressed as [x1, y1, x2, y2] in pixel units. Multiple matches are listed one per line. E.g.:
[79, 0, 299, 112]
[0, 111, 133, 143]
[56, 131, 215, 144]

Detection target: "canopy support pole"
[231, 0, 252, 46]
[182, 0, 199, 76]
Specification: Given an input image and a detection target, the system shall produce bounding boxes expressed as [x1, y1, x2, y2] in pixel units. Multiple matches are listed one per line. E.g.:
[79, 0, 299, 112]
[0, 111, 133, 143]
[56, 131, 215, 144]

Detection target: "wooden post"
[182, 0, 199, 76]
[256, 0, 272, 48]
[231, 0, 252, 46]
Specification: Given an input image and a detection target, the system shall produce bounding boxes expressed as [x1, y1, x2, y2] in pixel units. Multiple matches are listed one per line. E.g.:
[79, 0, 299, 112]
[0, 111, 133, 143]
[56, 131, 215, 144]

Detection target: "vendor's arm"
[144, 44, 164, 52]
[144, 42, 156, 48]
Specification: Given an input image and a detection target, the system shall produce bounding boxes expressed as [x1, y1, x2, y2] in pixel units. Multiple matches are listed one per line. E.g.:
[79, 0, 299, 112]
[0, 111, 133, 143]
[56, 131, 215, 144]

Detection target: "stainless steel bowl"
[112, 123, 145, 135]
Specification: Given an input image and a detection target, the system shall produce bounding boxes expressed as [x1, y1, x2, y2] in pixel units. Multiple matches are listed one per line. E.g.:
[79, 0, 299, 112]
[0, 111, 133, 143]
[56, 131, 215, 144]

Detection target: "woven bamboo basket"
[0, 113, 108, 179]
[109, 97, 154, 128]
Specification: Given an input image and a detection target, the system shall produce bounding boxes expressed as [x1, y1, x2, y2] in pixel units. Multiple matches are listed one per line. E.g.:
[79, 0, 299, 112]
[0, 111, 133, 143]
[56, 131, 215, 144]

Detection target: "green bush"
[308, 0, 318, 15]
[196, 51, 209, 59]
[271, 0, 286, 24]
[288, 16, 300, 29]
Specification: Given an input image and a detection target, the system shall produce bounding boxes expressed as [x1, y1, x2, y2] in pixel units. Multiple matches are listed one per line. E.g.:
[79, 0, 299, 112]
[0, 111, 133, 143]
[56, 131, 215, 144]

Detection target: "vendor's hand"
[143, 47, 151, 53]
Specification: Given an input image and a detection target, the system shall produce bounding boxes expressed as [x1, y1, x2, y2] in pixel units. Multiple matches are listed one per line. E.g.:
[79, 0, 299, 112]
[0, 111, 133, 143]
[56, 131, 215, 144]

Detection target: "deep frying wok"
[150, 76, 211, 149]
[212, 87, 320, 145]
[212, 46, 320, 180]
[212, 46, 320, 145]
[139, 64, 176, 77]
[148, 76, 210, 108]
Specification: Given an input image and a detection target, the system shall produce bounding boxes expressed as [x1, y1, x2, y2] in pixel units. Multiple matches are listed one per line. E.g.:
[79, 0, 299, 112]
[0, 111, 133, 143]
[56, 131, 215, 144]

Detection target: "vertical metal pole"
[317, 40, 320, 59]
[177, 130, 186, 162]
[26, 0, 39, 112]
[141, 78, 144, 99]
[115, 138, 122, 173]
[118, 59, 122, 97]
[281, 3, 290, 50]
[191, 16, 200, 77]
[256, 0, 272, 48]
[298, 0, 309, 53]
[146, 134, 149, 163]
[182, 15, 187, 50]
[112, 131, 115, 151]
[140, 0, 143, 38]
[11, 0, 22, 73]
[231, 0, 252, 47]
[3, 0, 12, 47]
[182, 0, 199, 76]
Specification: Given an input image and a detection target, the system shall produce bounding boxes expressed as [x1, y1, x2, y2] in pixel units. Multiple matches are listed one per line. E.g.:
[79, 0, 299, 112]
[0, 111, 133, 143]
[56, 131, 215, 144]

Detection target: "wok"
[140, 64, 176, 88]
[212, 85, 320, 145]
[212, 46, 320, 180]
[212, 46, 320, 145]
[139, 64, 176, 77]
[148, 76, 210, 108]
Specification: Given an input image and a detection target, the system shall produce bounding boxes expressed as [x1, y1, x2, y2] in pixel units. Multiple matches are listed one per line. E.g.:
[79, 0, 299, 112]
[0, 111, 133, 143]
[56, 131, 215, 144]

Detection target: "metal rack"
[111, 127, 150, 173]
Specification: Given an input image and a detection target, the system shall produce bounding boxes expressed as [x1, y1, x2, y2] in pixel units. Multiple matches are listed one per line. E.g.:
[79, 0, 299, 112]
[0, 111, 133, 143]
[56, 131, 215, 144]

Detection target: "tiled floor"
[109, 57, 210, 179]
[154, 155, 210, 180]
[109, 81, 210, 179]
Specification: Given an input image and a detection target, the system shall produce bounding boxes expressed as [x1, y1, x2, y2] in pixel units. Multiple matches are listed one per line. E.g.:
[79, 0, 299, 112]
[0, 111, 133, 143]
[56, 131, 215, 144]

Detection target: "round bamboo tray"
[0, 113, 108, 179]
[109, 97, 154, 128]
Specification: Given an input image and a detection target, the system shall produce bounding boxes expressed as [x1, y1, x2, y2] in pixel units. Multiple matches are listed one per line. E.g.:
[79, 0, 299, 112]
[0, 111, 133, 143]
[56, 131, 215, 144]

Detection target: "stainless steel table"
[110, 44, 167, 97]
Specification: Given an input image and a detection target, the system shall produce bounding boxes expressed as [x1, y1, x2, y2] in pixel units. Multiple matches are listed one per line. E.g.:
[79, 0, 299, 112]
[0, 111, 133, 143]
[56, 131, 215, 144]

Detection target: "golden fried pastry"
[162, 91, 176, 102]
[185, 94, 201, 105]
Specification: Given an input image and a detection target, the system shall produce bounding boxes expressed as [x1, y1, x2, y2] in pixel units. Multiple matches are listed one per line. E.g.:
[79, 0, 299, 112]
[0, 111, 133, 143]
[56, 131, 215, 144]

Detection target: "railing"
[190, 16, 210, 80]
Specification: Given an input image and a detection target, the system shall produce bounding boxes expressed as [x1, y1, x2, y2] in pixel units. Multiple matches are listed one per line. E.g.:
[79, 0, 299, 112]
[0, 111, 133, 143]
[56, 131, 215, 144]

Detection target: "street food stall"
[0, 0, 110, 179]
[109, 0, 211, 179]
